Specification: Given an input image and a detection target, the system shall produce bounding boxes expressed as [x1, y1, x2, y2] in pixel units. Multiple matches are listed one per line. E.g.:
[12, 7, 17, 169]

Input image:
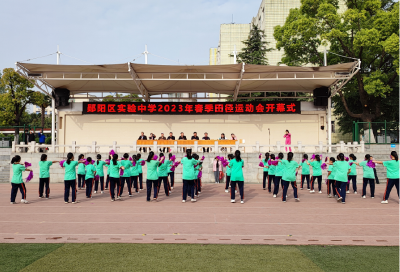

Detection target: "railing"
[12, 140, 365, 154]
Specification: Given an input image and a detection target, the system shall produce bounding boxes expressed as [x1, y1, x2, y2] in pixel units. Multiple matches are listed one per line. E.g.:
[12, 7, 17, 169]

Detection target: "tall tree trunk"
[14, 127, 20, 144]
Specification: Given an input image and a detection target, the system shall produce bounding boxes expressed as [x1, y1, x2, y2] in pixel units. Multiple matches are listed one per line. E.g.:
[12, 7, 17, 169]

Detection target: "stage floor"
[0, 183, 398, 246]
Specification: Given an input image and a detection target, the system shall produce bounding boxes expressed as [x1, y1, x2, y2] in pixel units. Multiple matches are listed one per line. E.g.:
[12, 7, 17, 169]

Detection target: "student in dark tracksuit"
[63, 152, 83, 204]
[299, 154, 310, 190]
[10, 155, 32, 204]
[84, 157, 96, 198]
[354, 154, 375, 199]
[260, 153, 270, 191]
[77, 154, 86, 189]
[120, 153, 133, 197]
[108, 154, 124, 201]
[38, 154, 58, 199]
[94, 154, 106, 194]
[167, 153, 175, 189]
[137, 154, 144, 190]
[374, 151, 399, 204]
[225, 154, 234, 193]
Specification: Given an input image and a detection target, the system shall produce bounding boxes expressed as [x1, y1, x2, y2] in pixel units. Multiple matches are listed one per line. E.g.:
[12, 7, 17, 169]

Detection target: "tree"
[274, 0, 399, 133]
[236, 24, 274, 65]
[102, 93, 143, 102]
[0, 72, 4, 94]
[0, 68, 40, 143]
[33, 92, 51, 129]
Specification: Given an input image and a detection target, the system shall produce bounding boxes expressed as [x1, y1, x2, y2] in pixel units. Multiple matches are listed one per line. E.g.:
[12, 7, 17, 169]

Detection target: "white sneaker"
[231, 199, 235, 203]
[94, 191, 97, 194]
[318, 191, 322, 194]
[169, 191, 172, 193]
[39, 196, 44, 198]
[21, 199, 28, 204]
[129, 195, 132, 197]
[182, 200, 186, 203]
[295, 198, 300, 202]
[241, 200, 244, 204]
[307, 188, 310, 190]
[111, 198, 115, 202]
[282, 201, 286, 203]
[235, 190, 237, 193]
[10, 202, 16, 204]
[225, 190, 229, 193]
[354, 191, 357, 194]
[300, 188, 303, 190]
[191, 199, 196, 202]
[362, 196, 366, 199]
[346, 191, 350, 193]
[342, 202, 346, 204]
[337, 197, 342, 202]
[101, 191, 104, 194]
[136, 191, 140, 194]
[328, 194, 332, 198]
[117, 196, 122, 200]
[381, 200, 388, 204]
[171, 187, 173, 189]
[371, 197, 374, 199]
[273, 194, 276, 198]
[310, 190, 315, 193]
[140, 189, 143, 191]
[72, 201, 77, 204]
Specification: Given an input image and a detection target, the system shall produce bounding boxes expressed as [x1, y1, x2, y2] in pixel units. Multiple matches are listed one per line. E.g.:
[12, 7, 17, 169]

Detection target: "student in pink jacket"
[213, 157, 223, 183]
[283, 130, 292, 152]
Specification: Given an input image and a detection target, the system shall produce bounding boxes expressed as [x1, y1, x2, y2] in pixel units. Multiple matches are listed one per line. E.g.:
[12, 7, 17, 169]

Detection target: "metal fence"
[0, 137, 12, 148]
[353, 121, 399, 144]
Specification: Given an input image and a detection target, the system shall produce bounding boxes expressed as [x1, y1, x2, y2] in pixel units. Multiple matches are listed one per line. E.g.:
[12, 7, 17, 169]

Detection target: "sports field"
[1, 243, 398, 272]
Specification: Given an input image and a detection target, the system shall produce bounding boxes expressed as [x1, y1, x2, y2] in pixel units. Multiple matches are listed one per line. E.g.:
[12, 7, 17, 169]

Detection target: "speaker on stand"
[313, 87, 330, 107]
[53, 88, 70, 108]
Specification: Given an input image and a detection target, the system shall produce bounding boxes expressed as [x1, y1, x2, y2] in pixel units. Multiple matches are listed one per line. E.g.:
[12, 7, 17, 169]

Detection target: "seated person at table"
[138, 132, 147, 152]
[219, 133, 226, 152]
[159, 133, 167, 152]
[202, 132, 210, 153]
[179, 132, 187, 152]
[167, 132, 175, 152]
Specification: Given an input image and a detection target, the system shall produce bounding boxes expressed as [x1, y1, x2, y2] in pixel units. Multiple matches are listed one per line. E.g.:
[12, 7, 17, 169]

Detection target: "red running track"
[0, 183, 398, 246]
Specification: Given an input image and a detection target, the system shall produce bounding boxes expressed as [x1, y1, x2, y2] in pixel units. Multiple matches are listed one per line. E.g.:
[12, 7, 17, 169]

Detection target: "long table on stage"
[137, 140, 238, 145]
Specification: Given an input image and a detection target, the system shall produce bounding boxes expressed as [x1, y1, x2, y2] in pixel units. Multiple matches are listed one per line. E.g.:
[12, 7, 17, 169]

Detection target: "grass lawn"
[0, 244, 398, 272]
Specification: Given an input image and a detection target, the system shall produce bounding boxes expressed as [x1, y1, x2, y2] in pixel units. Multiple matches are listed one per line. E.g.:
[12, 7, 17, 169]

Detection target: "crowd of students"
[259, 151, 399, 204]
[8, 150, 399, 205]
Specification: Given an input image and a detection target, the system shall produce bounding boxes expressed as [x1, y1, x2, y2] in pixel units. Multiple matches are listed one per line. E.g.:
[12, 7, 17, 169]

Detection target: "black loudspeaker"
[314, 97, 328, 107]
[313, 87, 330, 97]
[53, 88, 70, 107]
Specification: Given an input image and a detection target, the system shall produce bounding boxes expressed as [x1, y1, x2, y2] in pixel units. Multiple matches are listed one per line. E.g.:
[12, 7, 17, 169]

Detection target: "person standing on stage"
[373, 151, 399, 204]
[158, 133, 167, 152]
[283, 130, 292, 152]
[167, 132, 175, 152]
[179, 132, 187, 152]
[202, 132, 210, 153]
[138, 132, 147, 153]
[230, 150, 245, 204]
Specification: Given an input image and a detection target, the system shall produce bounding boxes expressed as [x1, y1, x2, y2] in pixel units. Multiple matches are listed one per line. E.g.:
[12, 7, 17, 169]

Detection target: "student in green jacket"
[77, 154, 86, 190]
[333, 153, 351, 204]
[272, 153, 284, 197]
[299, 154, 311, 190]
[84, 157, 96, 198]
[224, 154, 234, 193]
[260, 152, 269, 191]
[10, 155, 32, 204]
[354, 154, 375, 198]
[63, 152, 84, 204]
[94, 154, 106, 194]
[308, 155, 322, 193]
[38, 154, 59, 199]
[230, 150, 245, 204]
[157, 153, 171, 198]
[120, 153, 133, 197]
[374, 151, 399, 204]
[104, 160, 111, 190]
[280, 152, 300, 202]
[348, 154, 358, 194]
[268, 154, 276, 196]
[193, 154, 203, 197]
[130, 155, 140, 193]
[180, 149, 200, 203]
[327, 157, 337, 198]
[137, 153, 144, 190]
[145, 151, 163, 201]
[108, 154, 124, 201]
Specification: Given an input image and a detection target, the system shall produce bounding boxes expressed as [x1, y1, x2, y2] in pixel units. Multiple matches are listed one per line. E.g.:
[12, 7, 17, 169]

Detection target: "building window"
[331, 121, 336, 133]
[59, 117, 63, 129]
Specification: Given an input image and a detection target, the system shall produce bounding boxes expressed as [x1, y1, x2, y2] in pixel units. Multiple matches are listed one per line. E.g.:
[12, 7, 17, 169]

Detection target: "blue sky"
[0, 0, 261, 70]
